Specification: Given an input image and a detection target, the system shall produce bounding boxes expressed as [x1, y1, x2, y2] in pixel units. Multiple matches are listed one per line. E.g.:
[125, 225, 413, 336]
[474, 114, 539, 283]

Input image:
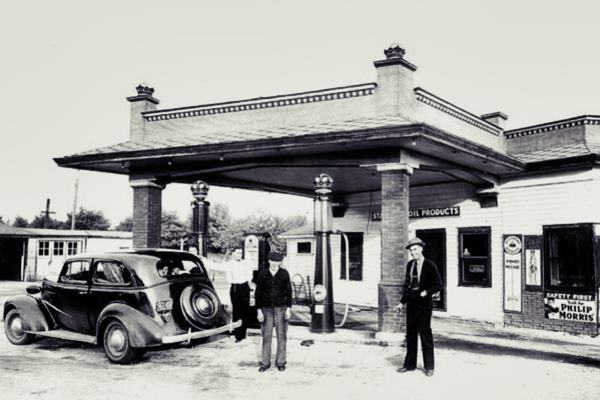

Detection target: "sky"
[1, 0, 600, 227]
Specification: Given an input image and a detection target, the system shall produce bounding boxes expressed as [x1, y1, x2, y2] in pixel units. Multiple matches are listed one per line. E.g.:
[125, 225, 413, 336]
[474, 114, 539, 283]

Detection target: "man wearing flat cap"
[255, 251, 292, 372]
[397, 237, 442, 377]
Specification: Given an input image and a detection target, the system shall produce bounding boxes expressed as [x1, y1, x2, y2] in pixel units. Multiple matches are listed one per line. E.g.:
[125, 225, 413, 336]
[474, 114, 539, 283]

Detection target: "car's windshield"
[156, 257, 205, 279]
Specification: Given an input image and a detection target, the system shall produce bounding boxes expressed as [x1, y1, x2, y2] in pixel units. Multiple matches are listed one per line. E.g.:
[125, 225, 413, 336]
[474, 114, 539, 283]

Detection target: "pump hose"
[335, 230, 350, 328]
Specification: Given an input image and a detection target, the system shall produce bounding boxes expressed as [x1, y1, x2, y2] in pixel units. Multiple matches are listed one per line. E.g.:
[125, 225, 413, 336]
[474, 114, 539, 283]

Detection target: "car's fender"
[96, 303, 164, 348]
[3, 295, 51, 332]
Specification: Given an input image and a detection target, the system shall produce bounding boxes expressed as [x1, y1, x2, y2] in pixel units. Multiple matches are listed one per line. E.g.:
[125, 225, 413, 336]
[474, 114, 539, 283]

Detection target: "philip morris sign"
[371, 207, 460, 221]
[544, 292, 597, 323]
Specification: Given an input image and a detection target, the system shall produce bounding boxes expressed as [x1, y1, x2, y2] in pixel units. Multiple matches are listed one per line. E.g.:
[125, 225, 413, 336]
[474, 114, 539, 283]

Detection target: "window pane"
[95, 261, 131, 285]
[459, 228, 490, 286]
[341, 233, 363, 281]
[38, 241, 50, 256]
[461, 259, 489, 284]
[67, 242, 79, 256]
[53, 242, 64, 256]
[545, 226, 593, 290]
[297, 242, 312, 254]
[462, 233, 488, 257]
[61, 260, 90, 282]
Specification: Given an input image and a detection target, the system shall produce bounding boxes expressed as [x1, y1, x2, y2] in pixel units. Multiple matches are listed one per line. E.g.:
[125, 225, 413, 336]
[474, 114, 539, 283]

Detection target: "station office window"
[543, 224, 594, 292]
[67, 241, 79, 256]
[53, 241, 64, 256]
[297, 241, 312, 254]
[458, 227, 491, 287]
[340, 232, 363, 281]
[38, 241, 50, 257]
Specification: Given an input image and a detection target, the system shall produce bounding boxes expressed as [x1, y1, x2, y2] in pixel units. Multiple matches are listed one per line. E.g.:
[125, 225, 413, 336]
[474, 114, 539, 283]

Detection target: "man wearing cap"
[397, 237, 442, 377]
[255, 251, 292, 372]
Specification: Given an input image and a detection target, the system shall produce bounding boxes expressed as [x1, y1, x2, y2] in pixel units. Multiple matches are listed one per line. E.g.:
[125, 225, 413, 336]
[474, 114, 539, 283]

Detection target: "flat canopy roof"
[55, 115, 524, 195]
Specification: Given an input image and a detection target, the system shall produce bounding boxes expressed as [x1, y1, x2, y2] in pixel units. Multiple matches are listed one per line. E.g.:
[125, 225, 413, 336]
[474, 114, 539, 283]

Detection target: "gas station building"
[55, 46, 600, 337]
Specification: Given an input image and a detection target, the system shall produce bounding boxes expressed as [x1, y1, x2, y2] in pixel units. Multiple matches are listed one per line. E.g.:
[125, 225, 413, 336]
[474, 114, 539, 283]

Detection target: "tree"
[206, 203, 232, 253]
[30, 215, 65, 229]
[161, 210, 188, 249]
[228, 211, 308, 253]
[12, 216, 29, 228]
[115, 217, 133, 231]
[65, 207, 111, 230]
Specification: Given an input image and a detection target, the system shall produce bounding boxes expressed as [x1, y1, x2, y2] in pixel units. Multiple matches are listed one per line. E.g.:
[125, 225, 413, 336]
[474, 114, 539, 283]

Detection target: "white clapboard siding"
[284, 168, 600, 321]
[336, 182, 506, 321]
[499, 169, 600, 234]
[284, 238, 316, 288]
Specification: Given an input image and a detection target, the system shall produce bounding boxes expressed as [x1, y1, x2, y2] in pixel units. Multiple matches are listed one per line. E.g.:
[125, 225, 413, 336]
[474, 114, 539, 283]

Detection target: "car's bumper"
[161, 319, 242, 344]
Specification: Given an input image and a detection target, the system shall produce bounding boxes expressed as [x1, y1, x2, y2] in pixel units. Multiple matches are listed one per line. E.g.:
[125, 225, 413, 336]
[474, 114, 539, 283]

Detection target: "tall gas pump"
[190, 180, 210, 257]
[311, 173, 335, 333]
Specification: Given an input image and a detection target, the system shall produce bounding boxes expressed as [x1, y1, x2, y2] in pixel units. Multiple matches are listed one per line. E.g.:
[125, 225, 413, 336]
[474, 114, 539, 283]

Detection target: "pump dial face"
[313, 284, 327, 302]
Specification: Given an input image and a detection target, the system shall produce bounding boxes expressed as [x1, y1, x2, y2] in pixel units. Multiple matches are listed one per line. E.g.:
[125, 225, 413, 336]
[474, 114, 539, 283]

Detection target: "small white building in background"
[0, 223, 132, 281]
[281, 225, 377, 307]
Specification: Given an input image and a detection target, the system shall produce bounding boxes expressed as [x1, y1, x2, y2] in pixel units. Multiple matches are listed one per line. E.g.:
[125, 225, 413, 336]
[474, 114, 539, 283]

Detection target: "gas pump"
[190, 180, 210, 257]
[244, 232, 271, 327]
[311, 173, 335, 333]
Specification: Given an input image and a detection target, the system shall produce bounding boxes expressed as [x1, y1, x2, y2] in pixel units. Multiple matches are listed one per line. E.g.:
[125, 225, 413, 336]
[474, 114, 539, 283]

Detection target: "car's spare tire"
[179, 284, 220, 329]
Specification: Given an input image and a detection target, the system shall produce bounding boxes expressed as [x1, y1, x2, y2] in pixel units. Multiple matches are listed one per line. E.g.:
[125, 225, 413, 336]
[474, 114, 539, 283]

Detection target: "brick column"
[378, 169, 411, 333]
[130, 180, 165, 249]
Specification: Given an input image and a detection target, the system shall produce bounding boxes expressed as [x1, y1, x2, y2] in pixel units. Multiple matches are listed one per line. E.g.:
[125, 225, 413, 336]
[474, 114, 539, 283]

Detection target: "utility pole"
[71, 174, 79, 230]
[40, 198, 56, 229]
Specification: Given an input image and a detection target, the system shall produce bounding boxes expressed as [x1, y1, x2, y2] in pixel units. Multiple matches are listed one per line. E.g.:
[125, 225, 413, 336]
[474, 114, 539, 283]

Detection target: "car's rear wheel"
[102, 320, 140, 364]
[180, 285, 221, 329]
[4, 309, 35, 345]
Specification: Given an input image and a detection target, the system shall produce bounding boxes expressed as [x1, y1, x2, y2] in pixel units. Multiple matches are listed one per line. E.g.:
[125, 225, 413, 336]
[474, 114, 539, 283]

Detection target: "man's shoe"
[397, 367, 414, 373]
[258, 365, 270, 372]
[424, 369, 434, 377]
[277, 365, 286, 371]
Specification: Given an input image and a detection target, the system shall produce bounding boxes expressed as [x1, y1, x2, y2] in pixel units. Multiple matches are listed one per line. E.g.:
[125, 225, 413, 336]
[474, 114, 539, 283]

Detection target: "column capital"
[129, 179, 166, 190]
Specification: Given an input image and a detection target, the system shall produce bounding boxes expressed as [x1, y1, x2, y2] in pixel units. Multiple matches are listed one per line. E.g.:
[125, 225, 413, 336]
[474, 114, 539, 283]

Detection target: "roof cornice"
[142, 83, 376, 122]
[414, 88, 503, 136]
[505, 115, 600, 139]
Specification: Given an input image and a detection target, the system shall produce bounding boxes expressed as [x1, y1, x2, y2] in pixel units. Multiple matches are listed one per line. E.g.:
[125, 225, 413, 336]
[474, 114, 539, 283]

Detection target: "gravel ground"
[1, 326, 599, 400]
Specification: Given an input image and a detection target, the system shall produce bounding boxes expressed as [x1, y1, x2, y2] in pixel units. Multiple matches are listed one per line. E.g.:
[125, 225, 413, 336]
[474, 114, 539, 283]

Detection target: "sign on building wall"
[524, 235, 542, 287]
[371, 206, 460, 221]
[244, 235, 260, 271]
[544, 292, 597, 323]
[503, 235, 523, 312]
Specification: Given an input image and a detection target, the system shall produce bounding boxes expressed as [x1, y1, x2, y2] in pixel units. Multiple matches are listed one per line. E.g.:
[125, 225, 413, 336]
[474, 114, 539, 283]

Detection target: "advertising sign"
[371, 206, 460, 221]
[544, 292, 597, 323]
[503, 235, 522, 312]
[525, 249, 541, 286]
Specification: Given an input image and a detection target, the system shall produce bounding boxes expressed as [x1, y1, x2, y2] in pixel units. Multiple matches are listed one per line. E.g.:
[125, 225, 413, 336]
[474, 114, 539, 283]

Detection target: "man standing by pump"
[255, 251, 292, 372]
[397, 237, 442, 377]
[201, 247, 253, 342]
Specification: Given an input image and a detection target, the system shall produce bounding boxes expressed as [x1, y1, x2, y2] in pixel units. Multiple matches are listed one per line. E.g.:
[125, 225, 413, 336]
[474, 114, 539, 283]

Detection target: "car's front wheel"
[102, 320, 140, 364]
[4, 309, 35, 345]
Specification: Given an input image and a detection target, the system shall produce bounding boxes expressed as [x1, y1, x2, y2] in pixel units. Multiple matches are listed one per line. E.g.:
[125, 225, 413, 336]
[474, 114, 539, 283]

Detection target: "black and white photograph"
[1, 1, 600, 399]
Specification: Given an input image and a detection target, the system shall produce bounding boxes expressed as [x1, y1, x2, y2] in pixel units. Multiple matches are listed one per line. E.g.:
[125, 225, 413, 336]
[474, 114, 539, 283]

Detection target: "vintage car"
[3, 249, 240, 363]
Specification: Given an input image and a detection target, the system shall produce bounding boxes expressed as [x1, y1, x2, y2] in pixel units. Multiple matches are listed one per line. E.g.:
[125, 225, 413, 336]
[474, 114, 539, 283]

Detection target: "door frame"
[416, 228, 447, 312]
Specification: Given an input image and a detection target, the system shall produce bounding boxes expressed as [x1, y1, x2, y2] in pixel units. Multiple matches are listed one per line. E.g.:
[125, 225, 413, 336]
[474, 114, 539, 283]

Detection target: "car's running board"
[26, 329, 97, 345]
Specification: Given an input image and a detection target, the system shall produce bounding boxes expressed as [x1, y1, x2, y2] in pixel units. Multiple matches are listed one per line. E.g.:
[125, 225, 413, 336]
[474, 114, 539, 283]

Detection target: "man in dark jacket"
[397, 237, 442, 377]
[255, 251, 292, 372]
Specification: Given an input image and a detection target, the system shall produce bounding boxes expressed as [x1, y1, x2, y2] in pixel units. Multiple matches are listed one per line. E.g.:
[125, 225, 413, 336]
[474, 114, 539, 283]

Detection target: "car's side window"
[94, 261, 132, 286]
[60, 260, 91, 283]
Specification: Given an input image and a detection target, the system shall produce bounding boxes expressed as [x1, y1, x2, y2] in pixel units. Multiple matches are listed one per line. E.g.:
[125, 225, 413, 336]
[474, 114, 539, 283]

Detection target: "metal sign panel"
[544, 292, 597, 323]
[503, 235, 523, 312]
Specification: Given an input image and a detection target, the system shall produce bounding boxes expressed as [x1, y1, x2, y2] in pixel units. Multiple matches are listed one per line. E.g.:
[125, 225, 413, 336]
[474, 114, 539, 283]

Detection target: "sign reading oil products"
[503, 235, 522, 313]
